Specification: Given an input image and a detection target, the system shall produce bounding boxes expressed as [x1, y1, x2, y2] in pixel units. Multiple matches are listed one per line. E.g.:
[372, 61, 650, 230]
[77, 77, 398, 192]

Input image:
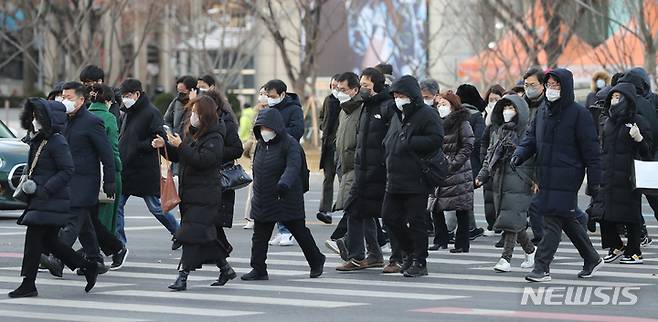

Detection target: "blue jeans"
[116, 194, 180, 245]
[277, 222, 290, 235]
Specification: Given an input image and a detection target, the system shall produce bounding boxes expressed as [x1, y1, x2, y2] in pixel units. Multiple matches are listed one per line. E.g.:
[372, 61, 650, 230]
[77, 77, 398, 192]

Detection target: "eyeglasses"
[545, 82, 560, 90]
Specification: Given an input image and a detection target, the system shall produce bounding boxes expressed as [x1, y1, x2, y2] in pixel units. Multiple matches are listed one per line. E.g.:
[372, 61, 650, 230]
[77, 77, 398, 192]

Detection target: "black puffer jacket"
[596, 83, 653, 224]
[218, 110, 244, 228]
[384, 76, 443, 194]
[269, 92, 304, 141]
[18, 99, 74, 227]
[345, 87, 393, 218]
[433, 108, 474, 211]
[163, 123, 224, 244]
[618, 68, 658, 158]
[250, 108, 305, 222]
[119, 93, 167, 197]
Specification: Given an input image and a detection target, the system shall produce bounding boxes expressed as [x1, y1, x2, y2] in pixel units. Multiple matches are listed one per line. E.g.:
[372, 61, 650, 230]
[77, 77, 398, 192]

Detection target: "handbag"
[220, 163, 252, 191]
[159, 147, 180, 213]
[13, 140, 47, 202]
[98, 163, 114, 203]
[412, 150, 449, 188]
[632, 160, 658, 196]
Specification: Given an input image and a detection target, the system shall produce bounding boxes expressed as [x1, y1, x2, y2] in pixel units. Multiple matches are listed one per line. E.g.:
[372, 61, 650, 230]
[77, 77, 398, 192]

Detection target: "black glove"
[509, 156, 521, 171]
[276, 183, 289, 199]
[103, 182, 116, 199]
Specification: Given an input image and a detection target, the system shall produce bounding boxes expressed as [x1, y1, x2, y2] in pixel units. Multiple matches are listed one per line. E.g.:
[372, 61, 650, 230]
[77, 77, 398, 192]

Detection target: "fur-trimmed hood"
[20, 98, 67, 138]
[591, 71, 611, 92]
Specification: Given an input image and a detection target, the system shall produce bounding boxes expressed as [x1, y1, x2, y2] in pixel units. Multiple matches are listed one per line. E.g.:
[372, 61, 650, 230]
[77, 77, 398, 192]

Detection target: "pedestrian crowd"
[7, 62, 658, 299]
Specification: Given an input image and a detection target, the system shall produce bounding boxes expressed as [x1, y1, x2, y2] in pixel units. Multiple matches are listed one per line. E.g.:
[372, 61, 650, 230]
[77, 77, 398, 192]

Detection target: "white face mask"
[596, 79, 606, 89]
[503, 109, 517, 123]
[423, 99, 434, 106]
[198, 88, 209, 93]
[54, 96, 63, 102]
[190, 112, 200, 128]
[267, 96, 284, 107]
[261, 129, 276, 142]
[122, 97, 136, 108]
[610, 97, 620, 105]
[257, 94, 268, 104]
[395, 97, 411, 110]
[336, 92, 351, 104]
[61, 99, 77, 113]
[331, 89, 339, 99]
[32, 119, 42, 131]
[485, 102, 495, 114]
[438, 105, 451, 118]
[545, 88, 560, 102]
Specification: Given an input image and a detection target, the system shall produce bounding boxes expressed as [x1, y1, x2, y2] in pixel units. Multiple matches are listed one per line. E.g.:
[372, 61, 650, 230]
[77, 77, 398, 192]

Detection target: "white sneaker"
[243, 220, 254, 229]
[521, 249, 536, 269]
[381, 243, 392, 254]
[325, 240, 340, 254]
[483, 230, 496, 237]
[278, 233, 296, 246]
[268, 234, 282, 246]
[493, 258, 511, 272]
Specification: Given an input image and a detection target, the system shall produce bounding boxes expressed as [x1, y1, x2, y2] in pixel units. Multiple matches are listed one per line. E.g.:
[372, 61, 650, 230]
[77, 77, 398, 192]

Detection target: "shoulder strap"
[28, 140, 48, 177]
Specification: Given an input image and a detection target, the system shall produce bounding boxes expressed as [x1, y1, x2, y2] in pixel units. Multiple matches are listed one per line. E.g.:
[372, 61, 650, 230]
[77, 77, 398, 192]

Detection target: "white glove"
[629, 123, 643, 142]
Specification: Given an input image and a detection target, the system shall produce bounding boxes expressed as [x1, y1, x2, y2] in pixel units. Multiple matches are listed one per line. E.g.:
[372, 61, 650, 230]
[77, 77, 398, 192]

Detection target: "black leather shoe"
[400, 256, 413, 274]
[168, 270, 189, 291]
[241, 269, 269, 281]
[449, 248, 469, 253]
[211, 264, 237, 286]
[403, 261, 428, 277]
[42, 255, 63, 278]
[83, 260, 98, 293]
[310, 254, 326, 278]
[8, 279, 38, 298]
[77, 260, 109, 276]
[316, 212, 332, 224]
[171, 236, 182, 251]
[428, 243, 447, 251]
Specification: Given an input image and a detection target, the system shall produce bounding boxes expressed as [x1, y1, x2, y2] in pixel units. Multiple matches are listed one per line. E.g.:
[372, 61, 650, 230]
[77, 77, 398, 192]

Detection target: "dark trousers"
[534, 215, 600, 273]
[386, 223, 403, 263]
[645, 194, 658, 222]
[330, 214, 348, 240]
[601, 221, 642, 256]
[483, 184, 497, 230]
[319, 155, 336, 213]
[433, 209, 470, 250]
[90, 204, 123, 256]
[58, 206, 102, 262]
[22, 225, 84, 280]
[382, 193, 429, 264]
[250, 219, 323, 274]
[528, 202, 543, 244]
[345, 215, 383, 261]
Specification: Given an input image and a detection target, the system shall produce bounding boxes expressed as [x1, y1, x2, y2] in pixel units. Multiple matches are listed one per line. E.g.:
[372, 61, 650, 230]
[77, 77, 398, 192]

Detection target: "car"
[0, 119, 28, 210]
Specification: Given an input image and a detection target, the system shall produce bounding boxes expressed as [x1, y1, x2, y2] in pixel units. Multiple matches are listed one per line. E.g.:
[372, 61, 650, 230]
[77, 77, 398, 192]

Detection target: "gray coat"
[478, 95, 535, 232]
[164, 99, 187, 134]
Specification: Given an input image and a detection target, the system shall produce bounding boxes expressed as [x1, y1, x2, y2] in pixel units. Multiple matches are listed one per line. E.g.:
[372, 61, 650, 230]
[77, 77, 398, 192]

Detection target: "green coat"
[89, 102, 123, 232]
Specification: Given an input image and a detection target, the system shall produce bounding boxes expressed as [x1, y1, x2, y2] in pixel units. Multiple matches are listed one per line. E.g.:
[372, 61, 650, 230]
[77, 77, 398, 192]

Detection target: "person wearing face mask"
[317, 74, 342, 225]
[261, 79, 305, 247]
[522, 67, 546, 123]
[197, 74, 217, 93]
[420, 79, 440, 108]
[589, 84, 653, 265]
[512, 68, 604, 282]
[40, 82, 116, 278]
[382, 75, 443, 277]
[242, 108, 326, 281]
[79, 65, 121, 123]
[115, 78, 180, 251]
[585, 71, 611, 110]
[152, 96, 236, 290]
[480, 85, 506, 236]
[164, 76, 197, 135]
[428, 91, 474, 254]
[475, 95, 537, 272]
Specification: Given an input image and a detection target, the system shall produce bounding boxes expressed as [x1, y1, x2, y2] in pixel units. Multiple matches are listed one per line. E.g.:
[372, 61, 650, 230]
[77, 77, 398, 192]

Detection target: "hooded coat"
[432, 108, 474, 211]
[384, 76, 443, 194]
[250, 108, 305, 222]
[594, 83, 653, 224]
[618, 68, 658, 158]
[585, 71, 611, 109]
[64, 104, 116, 208]
[219, 110, 243, 228]
[513, 68, 602, 217]
[269, 92, 304, 141]
[17, 99, 74, 227]
[477, 95, 535, 232]
[119, 93, 167, 197]
[163, 122, 225, 243]
[345, 87, 393, 219]
[334, 95, 363, 209]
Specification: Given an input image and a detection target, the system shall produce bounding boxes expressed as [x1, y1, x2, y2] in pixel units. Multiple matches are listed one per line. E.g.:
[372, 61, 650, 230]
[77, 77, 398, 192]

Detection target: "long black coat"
[164, 123, 224, 244]
[319, 94, 340, 169]
[463, 103, 485, 179]
[618, 68, 658, 158]
[119, 93, 166, 197]
[433, 108, 474, 211]
[270, 92, 304, 141]
[64, 107, 115, 208]
[18, 99, 74, 227]
[345, 88, 393, 219]
[219, 110, 244, 228]
[250, 108, 305, 222]
[598, 83, 653, 224]
[514, 68, 602, 217]
[384, 76, 443, 194]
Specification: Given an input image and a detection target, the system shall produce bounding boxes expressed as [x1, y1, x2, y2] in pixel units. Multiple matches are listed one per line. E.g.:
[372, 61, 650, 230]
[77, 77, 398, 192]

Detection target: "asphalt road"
[0, 173, 657, 322]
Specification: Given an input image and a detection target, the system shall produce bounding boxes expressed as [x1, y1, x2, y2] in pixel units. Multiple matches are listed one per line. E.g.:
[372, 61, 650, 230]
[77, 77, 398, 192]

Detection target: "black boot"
[168, 270, 188, 291]
[171, 236, 182, 251]
[83, 260, 98, 293]
[8, 278, 38, 298]
[211, 264, 236, 286]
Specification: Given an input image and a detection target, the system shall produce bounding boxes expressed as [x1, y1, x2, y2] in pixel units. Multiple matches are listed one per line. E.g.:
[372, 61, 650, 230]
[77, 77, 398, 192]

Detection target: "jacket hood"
[591, 71, 611, 91]
[545, 68, 575, 107]
[491, 94, 530, 133]
[595, 85, 612, 102]
[605, 82, 637, 116]
[390, 75, 422, 104]
[456, 84, 486, 112]
[253, 108, 286, 141]
[619, 68, 650, 96]
[21, 98, 67, 136]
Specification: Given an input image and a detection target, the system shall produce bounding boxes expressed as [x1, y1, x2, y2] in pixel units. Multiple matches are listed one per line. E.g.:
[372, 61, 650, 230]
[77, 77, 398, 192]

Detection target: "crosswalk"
[0, 231, 657, 321]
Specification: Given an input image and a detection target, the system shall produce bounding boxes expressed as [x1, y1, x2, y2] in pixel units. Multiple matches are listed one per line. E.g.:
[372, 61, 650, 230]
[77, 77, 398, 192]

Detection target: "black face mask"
[177, 92, 189, 103]
[609, 98, 628, 120]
